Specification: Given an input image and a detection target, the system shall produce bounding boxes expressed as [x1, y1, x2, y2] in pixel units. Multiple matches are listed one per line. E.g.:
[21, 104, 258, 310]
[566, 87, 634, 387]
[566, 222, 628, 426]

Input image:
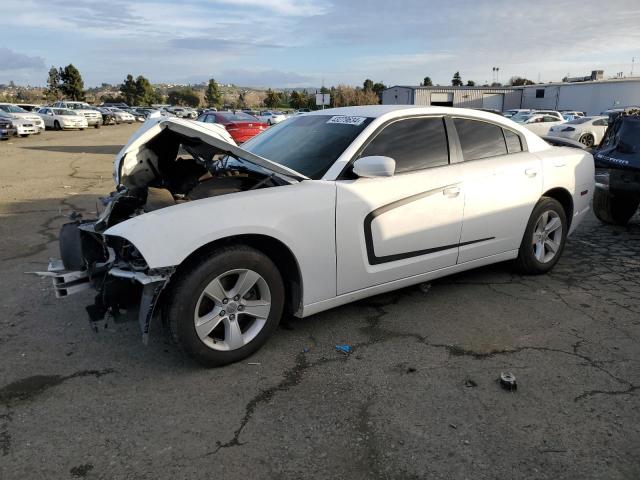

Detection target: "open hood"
[114, 116, 308, 186]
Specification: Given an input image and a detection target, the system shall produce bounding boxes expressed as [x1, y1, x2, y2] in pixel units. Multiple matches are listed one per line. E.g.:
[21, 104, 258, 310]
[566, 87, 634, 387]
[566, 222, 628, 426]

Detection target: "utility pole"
[632, 57, 636, 77]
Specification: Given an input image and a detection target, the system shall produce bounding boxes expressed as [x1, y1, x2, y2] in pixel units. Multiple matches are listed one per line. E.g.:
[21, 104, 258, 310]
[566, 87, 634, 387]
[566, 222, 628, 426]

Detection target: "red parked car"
[196, 111, 267, 144]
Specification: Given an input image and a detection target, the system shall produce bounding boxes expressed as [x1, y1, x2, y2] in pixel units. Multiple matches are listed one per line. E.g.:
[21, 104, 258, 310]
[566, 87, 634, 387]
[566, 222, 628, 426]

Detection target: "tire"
[593, 188, 640, 226]
[19, 134, 28, 137]
[514, 197, 567, 274]
[79, 128, 85, 131]
[54, 120, 61, 131]
[579, 133, 595, 147]
[94, 123, 100, 129]
[164, 245, 285, 367]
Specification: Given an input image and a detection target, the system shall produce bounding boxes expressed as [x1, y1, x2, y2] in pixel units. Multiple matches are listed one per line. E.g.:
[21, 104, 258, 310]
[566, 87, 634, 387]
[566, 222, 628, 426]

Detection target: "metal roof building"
[383, 77, 640, 115]
[519, 78, 640, 115]
[382, 85, 523, 111]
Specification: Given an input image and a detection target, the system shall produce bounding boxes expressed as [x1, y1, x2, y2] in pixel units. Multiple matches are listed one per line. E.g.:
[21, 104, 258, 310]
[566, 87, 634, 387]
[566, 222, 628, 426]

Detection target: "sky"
[3, 0, 640, 88]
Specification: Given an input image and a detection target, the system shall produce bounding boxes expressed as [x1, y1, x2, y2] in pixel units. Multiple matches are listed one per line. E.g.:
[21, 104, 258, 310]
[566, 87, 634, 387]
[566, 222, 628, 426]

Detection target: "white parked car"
[257, 110, 287, 125]
[0, 103, 45, 133]
[39, 106, 593, 366]
[512, 112, 566, 136]
[37, 107, 89, 130]
[0, 110, 36, 137]
[547, 116, 609, 147]
[103, 107, 135, 124]
[168, 107, 197, 119]
[52, 101, 102, 128]
[503, 109, 533, 119]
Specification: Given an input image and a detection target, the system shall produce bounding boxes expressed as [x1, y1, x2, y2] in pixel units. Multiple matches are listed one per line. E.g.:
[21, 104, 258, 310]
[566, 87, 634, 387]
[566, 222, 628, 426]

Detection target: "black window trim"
[449, 115, 528, 162]
[337, 114, 456, 180]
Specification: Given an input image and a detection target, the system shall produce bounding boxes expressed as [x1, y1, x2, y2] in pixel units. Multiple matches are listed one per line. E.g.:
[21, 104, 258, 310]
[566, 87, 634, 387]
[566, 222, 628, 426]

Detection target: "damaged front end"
[35, 116, 306, 342]
[40, 213, 174, 343]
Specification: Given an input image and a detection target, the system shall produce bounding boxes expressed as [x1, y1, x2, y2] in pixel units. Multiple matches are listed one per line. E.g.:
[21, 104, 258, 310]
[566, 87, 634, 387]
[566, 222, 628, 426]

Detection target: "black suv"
[592, 108, 640, 225]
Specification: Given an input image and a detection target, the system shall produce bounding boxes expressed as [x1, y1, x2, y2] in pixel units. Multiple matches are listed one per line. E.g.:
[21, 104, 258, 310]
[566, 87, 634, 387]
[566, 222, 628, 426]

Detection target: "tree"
[168, 87, 200, 107]
[363, 79, 374, 92]
[422, 76, 433, 87]
[58, 64, 85, 100]
[263, 89, 281, 108]
[204, 78, 221, 108]
[135, 75, 161, 105]
[120, 74, 137, 105]
[45, 66, 62, 100]
[466, 80, 476, 86]
[508, 76, 535, 86]
[451, 71, 463, 86]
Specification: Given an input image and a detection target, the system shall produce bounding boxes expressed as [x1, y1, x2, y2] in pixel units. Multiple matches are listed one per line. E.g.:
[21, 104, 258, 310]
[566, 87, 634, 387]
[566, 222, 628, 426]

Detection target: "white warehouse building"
[382, 78, 640, 115]
[382, 86, 522, 111]
[519, 78, 640, 115]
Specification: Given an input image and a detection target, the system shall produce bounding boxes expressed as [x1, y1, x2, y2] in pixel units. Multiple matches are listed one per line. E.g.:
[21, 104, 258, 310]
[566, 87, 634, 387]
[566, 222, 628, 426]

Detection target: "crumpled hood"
[114, 116, 308, 186]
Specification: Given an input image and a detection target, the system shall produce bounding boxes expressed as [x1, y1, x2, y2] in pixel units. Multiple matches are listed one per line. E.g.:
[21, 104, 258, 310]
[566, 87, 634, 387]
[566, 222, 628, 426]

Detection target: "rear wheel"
[514, 197, 567, 274]
[593, 188, 640, 226]
[94, 123, 100, 129]
[164, 245, 285, 367]
[579, 133, 595, 147]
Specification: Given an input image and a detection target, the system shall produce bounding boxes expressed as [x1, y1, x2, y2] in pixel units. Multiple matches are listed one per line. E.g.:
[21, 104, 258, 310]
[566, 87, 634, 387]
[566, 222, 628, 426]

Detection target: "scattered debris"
[406, 367, 417, 373]
[302, 347, 310, 353]
[419, 282, 432, 294]
[247, 362, 261, 366]
[335, 344, 351, 355]
[449, 423, 457, 429]
[499, 372, 517, 391]
[465, 379, 477, 388]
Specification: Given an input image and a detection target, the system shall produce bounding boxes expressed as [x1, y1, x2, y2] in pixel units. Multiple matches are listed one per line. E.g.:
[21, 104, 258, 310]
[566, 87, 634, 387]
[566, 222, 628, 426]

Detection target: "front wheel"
[94, 123, 100, 129]
[514, 197, 567, 274]
[54, 120, 61, 130]
[164, 245, 285, 367]
[579, 133, 595, 147]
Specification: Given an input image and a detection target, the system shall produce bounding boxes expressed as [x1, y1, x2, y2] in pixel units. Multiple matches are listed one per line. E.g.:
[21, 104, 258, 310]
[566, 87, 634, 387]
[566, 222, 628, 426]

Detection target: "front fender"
[105, 181, 337, 304]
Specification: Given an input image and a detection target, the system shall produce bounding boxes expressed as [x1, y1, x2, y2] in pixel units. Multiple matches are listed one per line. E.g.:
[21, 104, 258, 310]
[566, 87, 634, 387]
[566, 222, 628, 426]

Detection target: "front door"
[335, 116, 465, 295]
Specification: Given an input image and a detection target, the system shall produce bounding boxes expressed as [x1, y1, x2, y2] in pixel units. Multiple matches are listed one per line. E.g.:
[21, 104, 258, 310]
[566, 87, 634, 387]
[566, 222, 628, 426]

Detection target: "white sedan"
[39, 106, 594, 366]
[37, 107, 89, 130]
[0, 103, 45, 133]
[512, 112, 566, 136]
[257, 110, 287, 125]
[547, 116, 609, 147]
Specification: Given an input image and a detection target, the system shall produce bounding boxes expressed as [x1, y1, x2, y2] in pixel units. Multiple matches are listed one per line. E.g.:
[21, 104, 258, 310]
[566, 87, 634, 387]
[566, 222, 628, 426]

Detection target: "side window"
[454, 118, 507, 161]
[360, 117, 449, 173]
[593, 118, 608, 127]
[207, 115, 217, 124]
[543, 115, 557, 122]
[503, 129, 523, 153]
[536, 89, 545, 98]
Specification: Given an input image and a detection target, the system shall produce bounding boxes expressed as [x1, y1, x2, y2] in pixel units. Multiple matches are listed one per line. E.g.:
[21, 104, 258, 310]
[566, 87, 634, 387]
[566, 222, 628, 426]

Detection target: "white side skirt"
[301, 250, 519, 317]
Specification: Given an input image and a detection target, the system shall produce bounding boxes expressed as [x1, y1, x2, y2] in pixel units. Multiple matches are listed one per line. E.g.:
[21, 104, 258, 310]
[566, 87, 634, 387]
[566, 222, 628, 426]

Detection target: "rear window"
[217, 112, 257, 122]
[454, 118, 507, 160]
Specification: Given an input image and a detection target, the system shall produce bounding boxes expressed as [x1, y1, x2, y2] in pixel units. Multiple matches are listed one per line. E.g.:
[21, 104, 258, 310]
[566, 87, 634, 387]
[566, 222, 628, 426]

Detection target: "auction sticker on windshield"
[327, 115, 368, 126]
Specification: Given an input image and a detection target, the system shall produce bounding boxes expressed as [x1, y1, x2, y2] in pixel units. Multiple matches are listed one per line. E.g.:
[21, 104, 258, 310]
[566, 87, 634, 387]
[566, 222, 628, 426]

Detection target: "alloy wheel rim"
[532, 210, 563, 263]
[193, 269, 271, 351]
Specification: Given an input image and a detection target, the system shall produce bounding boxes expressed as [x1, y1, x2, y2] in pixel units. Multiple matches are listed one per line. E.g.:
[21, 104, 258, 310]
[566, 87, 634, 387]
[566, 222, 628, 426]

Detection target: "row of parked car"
[500, 109, 610, 147]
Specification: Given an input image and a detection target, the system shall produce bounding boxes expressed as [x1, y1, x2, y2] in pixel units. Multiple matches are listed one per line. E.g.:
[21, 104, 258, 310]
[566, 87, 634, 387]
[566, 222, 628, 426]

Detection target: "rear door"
[335, 116, 465, 294]
[453, 117, 542, 263]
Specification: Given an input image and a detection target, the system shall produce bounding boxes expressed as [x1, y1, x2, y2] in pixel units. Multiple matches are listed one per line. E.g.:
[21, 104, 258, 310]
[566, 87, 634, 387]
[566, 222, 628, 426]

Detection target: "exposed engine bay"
[37, 119, 297, 340]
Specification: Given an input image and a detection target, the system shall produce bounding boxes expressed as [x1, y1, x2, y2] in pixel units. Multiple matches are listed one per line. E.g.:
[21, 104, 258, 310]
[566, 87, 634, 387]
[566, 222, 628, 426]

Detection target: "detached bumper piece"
[34, 259, 90, 298]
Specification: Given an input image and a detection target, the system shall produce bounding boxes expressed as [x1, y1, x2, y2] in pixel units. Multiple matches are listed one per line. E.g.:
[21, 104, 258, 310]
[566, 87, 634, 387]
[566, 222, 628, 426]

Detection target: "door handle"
[443, 186, 461, 197]
[525, 168, 538, 178]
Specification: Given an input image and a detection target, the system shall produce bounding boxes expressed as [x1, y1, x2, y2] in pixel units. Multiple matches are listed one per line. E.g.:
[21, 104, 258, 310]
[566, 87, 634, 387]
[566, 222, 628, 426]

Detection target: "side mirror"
[352, 156, 396, 178]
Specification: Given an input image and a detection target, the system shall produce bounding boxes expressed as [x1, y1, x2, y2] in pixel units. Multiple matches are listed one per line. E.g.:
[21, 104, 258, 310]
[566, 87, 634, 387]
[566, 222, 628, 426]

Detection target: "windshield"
[0, 105, 27, 113]
[54, 109, 78, 116]
[240, 114, 373, 179]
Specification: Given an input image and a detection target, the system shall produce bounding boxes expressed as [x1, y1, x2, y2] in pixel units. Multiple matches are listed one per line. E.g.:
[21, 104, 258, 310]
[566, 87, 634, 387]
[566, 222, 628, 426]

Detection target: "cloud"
[218, 69, 314, 87]
[169, 37, 284, 51]
[0, 48, 45, 71]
